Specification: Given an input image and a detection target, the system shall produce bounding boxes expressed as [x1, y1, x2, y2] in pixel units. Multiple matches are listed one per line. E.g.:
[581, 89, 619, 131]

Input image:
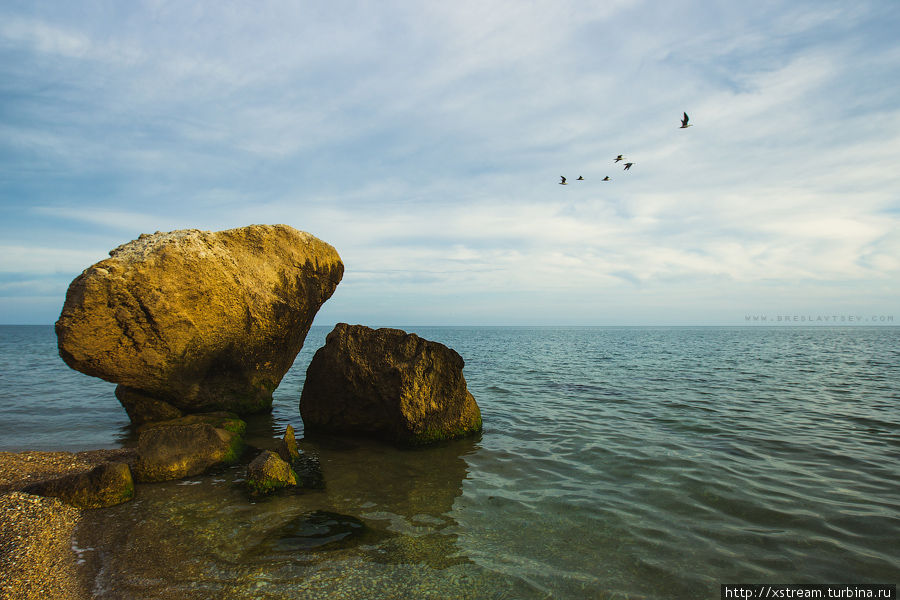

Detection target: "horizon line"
[2, 323, 897, 328]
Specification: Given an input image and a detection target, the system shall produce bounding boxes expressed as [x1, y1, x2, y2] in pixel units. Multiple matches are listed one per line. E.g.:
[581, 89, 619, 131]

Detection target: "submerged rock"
[300, 324, 482, 445]
[133, 413, 246, 482]
[246, 450, 297, 497]
[266, 510, 368, 551]
[56, 224, 343, 421]
[22, 461, 134, 509]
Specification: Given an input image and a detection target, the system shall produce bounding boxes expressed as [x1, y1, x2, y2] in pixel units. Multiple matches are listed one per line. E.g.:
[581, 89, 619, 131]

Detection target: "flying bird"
[559, 176, 568, 185]
[614, 155, 624, 162]
[680, 112, 692, 128]
[602, 176, 610, 181]
[576, 176, 584, 181]
[623, 162, 634, 170]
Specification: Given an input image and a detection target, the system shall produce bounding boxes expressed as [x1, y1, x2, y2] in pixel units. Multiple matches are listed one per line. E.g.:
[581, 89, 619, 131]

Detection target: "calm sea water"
[1, 325, 898, 599]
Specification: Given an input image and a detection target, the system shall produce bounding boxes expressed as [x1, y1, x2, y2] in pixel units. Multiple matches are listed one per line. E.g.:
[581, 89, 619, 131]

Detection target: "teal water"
[1, 325, 898, 598]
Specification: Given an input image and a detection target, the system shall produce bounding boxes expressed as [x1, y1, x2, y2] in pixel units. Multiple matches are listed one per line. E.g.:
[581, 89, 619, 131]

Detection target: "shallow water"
[2, 325, 899, 598]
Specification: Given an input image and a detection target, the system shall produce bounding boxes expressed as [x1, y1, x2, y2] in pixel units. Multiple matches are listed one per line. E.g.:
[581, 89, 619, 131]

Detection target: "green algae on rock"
[137, 411, 247, 436]
[55, 224, 343, 422]
[246, 450, 297, 497]
[299, 324, 482, 446]
[133, 414, 247, 483]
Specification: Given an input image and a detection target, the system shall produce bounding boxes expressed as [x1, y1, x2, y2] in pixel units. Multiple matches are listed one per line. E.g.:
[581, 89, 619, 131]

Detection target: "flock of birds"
[559, 112, 692, 185]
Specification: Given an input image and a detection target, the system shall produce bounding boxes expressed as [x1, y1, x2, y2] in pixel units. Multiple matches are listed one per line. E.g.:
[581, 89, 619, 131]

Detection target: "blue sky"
[1, 1, 898, 325]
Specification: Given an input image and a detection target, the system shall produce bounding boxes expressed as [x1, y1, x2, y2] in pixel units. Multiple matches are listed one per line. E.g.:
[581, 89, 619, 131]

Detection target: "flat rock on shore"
[0, 450, 126, 600]
[0, 449, 136, 494]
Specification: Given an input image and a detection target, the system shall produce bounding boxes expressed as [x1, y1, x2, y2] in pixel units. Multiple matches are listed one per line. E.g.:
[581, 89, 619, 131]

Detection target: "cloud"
[0, 275, 70, 297]
[0, 245, 105, 275]
[30, 206, 160, 232]
[0, 1, 898, 324]
[0, 17, 93, 59]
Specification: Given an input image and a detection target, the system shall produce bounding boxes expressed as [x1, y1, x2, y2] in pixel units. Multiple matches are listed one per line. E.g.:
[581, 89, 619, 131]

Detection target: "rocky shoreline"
[0, 450, 134, 600]
[1, 225, 484, 596]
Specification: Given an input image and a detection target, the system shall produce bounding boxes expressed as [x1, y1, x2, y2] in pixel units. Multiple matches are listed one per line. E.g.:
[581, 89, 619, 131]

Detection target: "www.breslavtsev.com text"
[745, 315, 893, 323]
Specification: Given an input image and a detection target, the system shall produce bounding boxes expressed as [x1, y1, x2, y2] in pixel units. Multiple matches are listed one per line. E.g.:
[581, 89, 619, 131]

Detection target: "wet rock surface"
[114, 386, 182, 425]
[246, 450, 297, 497]
[133, 413, 246, 483]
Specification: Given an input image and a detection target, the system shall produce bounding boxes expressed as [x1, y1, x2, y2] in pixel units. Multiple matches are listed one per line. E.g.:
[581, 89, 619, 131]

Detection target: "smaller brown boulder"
[300, 324, 482, 445]
[133, 413, 246, 482]
[247, 450, 297, 496]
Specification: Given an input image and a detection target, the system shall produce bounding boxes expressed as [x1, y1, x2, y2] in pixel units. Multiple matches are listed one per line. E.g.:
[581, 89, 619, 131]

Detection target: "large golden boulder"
[56, 225, 343, 421]
[300, 324, 482, 445]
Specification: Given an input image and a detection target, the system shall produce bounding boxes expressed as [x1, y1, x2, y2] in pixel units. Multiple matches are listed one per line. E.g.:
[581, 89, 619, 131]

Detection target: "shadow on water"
[76, 431, 484, 599]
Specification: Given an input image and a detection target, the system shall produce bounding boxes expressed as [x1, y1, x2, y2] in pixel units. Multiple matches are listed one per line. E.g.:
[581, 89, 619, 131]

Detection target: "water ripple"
[3, 326, 899, 598]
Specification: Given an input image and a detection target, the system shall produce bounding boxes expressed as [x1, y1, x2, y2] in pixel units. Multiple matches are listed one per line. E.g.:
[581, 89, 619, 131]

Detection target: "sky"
[1, 1, 898, 326]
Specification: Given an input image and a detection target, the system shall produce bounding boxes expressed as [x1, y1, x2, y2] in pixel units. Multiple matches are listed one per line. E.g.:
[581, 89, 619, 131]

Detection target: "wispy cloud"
[0, 16, 95, 59]
[30, 206, 160, 232]
[0, 245, 106, 275]
[1, 0, 898, 324]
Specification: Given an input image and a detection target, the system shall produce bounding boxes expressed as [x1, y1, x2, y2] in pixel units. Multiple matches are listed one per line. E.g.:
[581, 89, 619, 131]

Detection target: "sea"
[0, 325, 897, 599]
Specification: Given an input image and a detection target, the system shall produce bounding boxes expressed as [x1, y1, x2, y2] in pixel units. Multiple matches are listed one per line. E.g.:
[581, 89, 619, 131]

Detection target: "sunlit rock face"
[56, 225, 343, 420]
[300, 324, 482, 446]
